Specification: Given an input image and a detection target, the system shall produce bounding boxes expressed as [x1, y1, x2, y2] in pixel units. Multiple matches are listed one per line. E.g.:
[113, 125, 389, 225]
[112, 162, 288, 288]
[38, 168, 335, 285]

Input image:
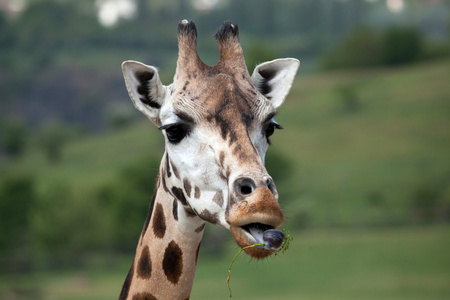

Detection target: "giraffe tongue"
[248, 225, 285, 251]
[248, 225, 265, 244]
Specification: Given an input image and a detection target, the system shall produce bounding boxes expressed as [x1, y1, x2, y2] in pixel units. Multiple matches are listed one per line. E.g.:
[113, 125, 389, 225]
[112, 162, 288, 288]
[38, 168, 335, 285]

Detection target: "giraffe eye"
[163, 123, 190, 144]
[265, 123, 276, 138]
[264, 122, 283, 144]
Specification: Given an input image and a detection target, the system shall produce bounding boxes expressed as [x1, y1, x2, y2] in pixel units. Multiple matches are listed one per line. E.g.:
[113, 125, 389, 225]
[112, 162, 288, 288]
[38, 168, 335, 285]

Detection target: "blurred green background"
[0, 0, 449, 299]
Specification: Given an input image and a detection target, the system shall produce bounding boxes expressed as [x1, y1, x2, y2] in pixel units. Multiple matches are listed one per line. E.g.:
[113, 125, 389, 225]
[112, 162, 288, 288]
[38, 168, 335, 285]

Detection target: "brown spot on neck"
[162, 240, 183, 284]
[137, 246, 152, 279]
[152, 203, 166, 239]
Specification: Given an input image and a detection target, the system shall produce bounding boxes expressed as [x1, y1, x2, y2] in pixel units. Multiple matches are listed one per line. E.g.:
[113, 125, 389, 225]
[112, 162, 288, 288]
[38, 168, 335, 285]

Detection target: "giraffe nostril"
[267, 181, 276, 195]
[234, 177, 256, 197]
[264, 176, 277, 196]
[240, 185, 253, 195]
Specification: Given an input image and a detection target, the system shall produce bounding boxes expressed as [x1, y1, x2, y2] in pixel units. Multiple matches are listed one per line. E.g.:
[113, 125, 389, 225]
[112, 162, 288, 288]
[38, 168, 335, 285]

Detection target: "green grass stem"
[227, 243, 265, 298]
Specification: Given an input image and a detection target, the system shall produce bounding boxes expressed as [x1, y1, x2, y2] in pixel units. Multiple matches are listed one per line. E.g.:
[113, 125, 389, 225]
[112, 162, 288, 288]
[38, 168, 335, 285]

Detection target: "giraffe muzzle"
[228, 184, 285, 259]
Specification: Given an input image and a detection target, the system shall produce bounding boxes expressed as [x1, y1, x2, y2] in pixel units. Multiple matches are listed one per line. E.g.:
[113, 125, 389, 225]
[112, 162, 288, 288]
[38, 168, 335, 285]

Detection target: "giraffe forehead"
[172, 74, 272, 126]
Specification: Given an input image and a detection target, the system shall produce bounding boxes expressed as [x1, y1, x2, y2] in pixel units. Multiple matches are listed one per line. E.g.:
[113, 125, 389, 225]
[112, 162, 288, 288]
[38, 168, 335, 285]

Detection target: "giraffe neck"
[120, 155, 206, 300]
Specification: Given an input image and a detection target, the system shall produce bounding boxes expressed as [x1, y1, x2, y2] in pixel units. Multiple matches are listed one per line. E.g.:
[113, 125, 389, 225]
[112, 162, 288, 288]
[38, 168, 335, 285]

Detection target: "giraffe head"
[122, 20, 299, 259]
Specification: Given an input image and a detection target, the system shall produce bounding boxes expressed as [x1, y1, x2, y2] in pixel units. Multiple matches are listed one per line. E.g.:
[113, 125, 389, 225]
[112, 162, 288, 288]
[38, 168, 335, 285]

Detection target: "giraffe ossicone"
[119, 20, 299, 299]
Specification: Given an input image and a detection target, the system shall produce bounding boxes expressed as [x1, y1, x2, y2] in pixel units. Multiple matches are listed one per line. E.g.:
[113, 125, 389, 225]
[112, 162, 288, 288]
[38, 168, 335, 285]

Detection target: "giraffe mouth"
[229, 221, 284, 259]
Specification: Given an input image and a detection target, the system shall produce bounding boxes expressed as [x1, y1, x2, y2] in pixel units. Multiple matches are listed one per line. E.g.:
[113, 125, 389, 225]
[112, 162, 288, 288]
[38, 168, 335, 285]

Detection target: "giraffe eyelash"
[265, 122, 283, 145]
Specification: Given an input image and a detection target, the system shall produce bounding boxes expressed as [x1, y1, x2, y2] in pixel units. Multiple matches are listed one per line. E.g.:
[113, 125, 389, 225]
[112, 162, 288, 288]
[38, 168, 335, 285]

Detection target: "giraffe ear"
[251, 58, 300, 108]
[122, 60, 167, 126]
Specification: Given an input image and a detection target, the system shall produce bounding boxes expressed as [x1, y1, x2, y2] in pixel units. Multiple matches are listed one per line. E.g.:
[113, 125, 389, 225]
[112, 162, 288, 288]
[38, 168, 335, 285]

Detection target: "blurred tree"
[98, 156, 160, 252]
[381, 27, 424, 66]
[30, 181, 109, 268]
[322, 27, 382, 69]
[0, 118, 28, 159]
[0, 176, 35, 253]
[323, 26, 427, 70]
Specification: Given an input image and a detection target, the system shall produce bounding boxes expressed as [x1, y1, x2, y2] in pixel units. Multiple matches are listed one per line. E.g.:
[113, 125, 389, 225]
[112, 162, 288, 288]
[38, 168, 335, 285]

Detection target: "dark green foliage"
[323, 27, 427, 70]
[98, 157, 160, 252]
[30, 181, 110, 269]
[0, 118, 28, 158]
[0, 176, 35, 248]
[31, 183, 78, 262]
[322, 28, 383, 69]
[0, 175, 36, 270]
[381, 27, 424, 66]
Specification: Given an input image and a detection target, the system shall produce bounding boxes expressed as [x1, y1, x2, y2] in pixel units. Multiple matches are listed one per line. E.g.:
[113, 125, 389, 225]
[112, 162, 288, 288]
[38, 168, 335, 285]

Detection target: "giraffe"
[119, 20, 299, 300]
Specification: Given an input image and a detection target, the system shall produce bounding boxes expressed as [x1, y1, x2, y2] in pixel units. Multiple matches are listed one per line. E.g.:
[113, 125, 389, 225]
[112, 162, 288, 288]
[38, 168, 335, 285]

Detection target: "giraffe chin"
[229, 225, 278, 259]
